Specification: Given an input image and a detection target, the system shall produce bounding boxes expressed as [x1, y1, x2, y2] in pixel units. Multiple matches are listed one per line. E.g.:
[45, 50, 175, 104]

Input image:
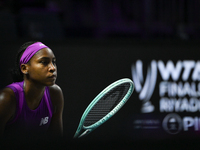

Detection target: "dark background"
[1, 0, 200, 149]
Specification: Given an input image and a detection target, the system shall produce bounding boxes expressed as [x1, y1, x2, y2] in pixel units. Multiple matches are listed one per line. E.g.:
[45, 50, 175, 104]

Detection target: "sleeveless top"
[4, 81, 53, 138]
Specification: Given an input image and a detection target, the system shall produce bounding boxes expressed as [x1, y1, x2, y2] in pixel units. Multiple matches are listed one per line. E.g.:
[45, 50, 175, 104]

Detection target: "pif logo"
[162, 113, 200, 134]
[162, 113, 182, 134]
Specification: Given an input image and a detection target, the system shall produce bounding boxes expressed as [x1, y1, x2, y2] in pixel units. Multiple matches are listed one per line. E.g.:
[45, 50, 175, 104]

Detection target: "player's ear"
[20, 64, 29, 75]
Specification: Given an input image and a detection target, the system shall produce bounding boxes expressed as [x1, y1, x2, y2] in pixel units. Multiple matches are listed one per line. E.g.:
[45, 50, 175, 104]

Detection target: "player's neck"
[23, 80, 46, 104]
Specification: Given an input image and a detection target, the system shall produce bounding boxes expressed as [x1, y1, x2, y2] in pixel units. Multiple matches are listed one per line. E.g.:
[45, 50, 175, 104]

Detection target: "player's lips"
[48, 74, 57, 79]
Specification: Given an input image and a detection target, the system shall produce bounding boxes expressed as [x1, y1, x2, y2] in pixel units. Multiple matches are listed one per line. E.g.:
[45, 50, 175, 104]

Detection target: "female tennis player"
[0, 41, 64, 140]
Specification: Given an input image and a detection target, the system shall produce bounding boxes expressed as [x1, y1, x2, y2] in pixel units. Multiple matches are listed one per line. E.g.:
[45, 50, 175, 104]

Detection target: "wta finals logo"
[131, 60, 157, 113]
[131, 60, 200, 114]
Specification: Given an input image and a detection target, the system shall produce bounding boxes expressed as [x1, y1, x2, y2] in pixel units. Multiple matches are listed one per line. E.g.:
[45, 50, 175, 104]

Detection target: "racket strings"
[84, 83, 130, 126]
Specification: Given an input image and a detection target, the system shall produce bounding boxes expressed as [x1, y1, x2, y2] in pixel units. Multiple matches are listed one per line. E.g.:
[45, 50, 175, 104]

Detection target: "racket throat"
[79, 129, 92, 138]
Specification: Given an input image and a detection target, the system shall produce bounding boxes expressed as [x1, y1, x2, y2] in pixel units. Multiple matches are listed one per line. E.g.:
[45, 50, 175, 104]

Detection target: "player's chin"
[45, 79, 56, 86]
[46, 82, 56, 86]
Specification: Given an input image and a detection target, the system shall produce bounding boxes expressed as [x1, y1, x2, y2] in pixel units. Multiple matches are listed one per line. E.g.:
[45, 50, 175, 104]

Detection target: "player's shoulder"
[48, 84, 62, 94]
[48, 84, 64, 105]
[0, 87, 16, 102]
[0, 87, 16, 110]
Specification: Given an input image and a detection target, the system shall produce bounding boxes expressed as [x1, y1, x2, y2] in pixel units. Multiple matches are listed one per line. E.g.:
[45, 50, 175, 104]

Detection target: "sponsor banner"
[131, 60, 200, 139]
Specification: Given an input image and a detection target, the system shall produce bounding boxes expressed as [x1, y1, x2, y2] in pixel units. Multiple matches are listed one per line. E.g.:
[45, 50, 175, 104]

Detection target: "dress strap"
[44, 86, 53, 118]
[6, 82, 24, 125]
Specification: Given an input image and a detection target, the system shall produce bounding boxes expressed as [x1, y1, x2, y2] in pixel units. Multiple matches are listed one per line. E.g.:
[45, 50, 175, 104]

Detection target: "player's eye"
[40, 60, 48, 65]
[52, 60, 56, 65]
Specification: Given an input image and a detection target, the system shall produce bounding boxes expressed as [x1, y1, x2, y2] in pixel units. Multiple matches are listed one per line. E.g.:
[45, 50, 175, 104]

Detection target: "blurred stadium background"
[0, 0, 200, 41]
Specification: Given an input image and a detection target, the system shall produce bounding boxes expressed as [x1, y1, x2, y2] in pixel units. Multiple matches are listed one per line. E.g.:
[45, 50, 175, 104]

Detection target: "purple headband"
[20, 42, 48, 68]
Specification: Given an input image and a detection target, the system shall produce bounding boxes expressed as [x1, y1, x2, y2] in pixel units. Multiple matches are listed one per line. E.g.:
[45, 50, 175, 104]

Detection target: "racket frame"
[74, 78, 134, 138]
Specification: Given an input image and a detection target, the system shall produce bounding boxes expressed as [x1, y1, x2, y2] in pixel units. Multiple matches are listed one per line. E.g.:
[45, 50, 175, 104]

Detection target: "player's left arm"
[48, 84, 64, 137]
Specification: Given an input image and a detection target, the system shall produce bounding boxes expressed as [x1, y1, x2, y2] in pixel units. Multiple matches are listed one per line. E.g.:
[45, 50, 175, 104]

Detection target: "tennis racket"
[73, 78, 134, 138]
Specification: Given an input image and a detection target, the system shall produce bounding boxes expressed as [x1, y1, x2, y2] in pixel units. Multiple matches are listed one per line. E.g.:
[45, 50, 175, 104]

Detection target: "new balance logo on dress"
[40, 117, 49, 126]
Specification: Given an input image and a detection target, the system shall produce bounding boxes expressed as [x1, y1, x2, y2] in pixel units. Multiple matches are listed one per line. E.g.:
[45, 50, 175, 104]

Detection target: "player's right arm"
[0, 88, 16, 138]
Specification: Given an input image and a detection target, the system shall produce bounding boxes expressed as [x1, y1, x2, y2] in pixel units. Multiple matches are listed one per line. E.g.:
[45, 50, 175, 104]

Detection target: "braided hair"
[10, 41, 38, 82]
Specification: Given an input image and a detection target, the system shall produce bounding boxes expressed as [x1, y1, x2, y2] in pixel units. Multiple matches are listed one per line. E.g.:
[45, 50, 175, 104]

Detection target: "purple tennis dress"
[4, 81, 53, 138]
